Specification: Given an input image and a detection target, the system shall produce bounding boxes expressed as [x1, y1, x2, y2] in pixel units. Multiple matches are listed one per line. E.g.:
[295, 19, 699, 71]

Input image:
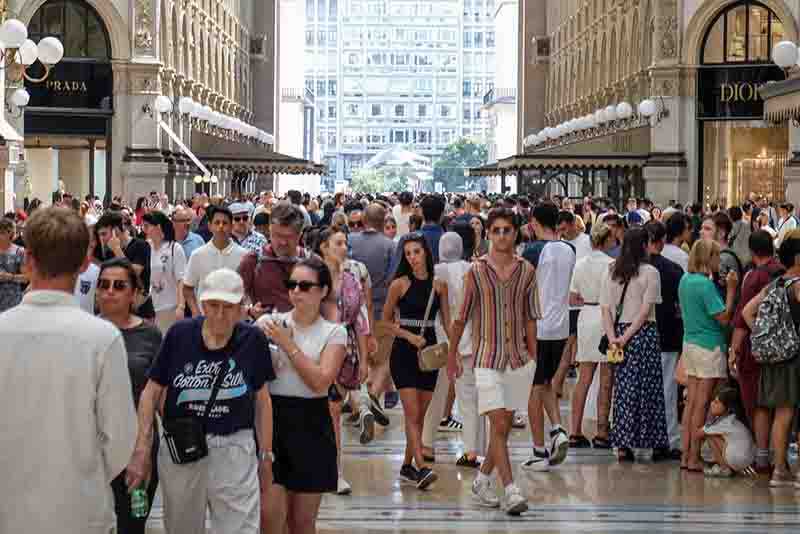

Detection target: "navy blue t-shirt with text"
[149, 318, 275, 436]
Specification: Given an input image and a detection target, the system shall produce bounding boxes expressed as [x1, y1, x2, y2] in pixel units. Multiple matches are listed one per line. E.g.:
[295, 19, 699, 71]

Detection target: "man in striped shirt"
[448, 207, 540, 516]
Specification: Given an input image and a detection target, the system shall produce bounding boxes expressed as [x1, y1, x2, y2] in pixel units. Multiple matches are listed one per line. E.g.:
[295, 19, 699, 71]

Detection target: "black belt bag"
[163, 360, 230, 465]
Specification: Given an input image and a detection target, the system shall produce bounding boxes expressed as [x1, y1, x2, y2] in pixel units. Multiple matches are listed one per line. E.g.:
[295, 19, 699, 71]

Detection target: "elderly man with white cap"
[230, 201, 268, 256]
[126, 268, 275, 534]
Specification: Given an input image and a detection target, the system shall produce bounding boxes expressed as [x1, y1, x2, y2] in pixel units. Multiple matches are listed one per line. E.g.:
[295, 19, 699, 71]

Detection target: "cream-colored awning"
[498, 154, 649, 171]
[760, 78, 800, 123]
[467, 162, 503, 176]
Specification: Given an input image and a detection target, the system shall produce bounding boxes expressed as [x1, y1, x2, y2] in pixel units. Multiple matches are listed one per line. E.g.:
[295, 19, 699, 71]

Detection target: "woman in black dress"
[383, 233, 451, 490]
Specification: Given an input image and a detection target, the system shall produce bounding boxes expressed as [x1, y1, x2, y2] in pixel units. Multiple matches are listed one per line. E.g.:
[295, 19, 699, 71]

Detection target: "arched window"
[28, 0, 111, 60]
[701, 1, 783, 64]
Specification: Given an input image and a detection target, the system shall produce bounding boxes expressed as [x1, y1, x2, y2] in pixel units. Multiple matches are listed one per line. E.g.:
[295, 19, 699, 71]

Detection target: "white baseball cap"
[199, 268, 245, 304]
[229, 202, 250, 215]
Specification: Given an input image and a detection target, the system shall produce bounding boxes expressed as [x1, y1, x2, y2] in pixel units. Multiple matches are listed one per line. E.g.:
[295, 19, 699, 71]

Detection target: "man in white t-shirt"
[183, 206, 248, 316]
[521, 202, 576, 472]
[553, 210, 592, 399]
[75, 262, 100, 314]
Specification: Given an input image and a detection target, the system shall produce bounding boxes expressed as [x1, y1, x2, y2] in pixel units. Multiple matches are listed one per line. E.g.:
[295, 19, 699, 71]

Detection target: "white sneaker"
[521, 450, 550, 472]
[502, 484, 528, 516]
[337, 477, 352, 495]
[549, 428, 569, 466]
[471, 477, 500, 508]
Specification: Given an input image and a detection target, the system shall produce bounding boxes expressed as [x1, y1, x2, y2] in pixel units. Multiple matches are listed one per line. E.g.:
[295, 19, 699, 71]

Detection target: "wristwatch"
[257, 450, 275, 462]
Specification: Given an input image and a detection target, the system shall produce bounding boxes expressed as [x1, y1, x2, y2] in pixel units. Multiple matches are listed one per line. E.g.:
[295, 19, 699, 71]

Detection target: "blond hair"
[688, 239, 721, 274]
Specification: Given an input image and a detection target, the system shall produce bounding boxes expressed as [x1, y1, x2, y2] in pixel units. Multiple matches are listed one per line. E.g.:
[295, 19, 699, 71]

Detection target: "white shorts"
[474, 361, 536, 415]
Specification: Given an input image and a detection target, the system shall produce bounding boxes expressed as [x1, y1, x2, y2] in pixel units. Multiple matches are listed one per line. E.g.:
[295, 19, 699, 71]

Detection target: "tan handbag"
[417, 284, 449, 372]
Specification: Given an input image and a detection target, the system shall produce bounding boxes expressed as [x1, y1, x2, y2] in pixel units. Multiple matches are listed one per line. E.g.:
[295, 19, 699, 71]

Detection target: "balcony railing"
[483, 87, 516, 107]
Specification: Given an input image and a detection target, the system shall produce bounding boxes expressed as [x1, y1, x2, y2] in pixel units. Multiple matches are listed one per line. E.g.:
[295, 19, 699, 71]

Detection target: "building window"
[28, 0, 111, 59]
[463, 104, 471, 120]
[328, 105, 336, 119]
[487, 31, 495, 48]
[317, 80, 326, 97]
[440, 104, 451, 118]
[305, 80, 314, 93]
[463, 80, 472, 97]
[305, 30, 314, 46]
[330, 0, 337, 18]
[395, 104, 405, 117]
[328, 80, 337, 96]
[347, 103, 361, 116]
[701, 1, 783, 64]
[417, 104, 427, 117]
[474, 32, 483, 48]
[371, 104, 382, 116]
[463, 31, 472, 48]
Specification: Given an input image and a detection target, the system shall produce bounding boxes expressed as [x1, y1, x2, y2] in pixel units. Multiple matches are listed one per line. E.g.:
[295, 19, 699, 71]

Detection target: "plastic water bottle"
[131, 488, 149, 519]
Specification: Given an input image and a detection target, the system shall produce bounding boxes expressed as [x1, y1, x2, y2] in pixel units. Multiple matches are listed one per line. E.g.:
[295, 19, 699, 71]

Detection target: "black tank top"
[398, 274, 440, 346]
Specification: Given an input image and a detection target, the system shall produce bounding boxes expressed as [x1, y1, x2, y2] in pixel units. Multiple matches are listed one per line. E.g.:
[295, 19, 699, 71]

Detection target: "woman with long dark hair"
[383, 233, 451, 489]
[600, 227, 669, 461]
[98, 258, 161, 534]
[142, 210, 187, 333]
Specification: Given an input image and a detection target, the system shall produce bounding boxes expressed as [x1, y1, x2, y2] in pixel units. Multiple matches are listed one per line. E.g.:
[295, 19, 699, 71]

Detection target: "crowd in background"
[3, 185, 800, 531]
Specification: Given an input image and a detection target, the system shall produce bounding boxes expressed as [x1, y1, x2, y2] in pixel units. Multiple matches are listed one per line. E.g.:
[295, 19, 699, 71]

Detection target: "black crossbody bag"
[163, 359, 230, 464]
[598, 280, 630, 355]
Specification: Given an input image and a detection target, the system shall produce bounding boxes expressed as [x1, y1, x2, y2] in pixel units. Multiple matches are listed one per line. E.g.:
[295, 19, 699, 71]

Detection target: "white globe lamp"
[154, 95, 173, 114]
[773, 40, 799, 69]
[0, 19, 27, 48]
[10, 88, 29, 107]
[37, 36, 64, 65]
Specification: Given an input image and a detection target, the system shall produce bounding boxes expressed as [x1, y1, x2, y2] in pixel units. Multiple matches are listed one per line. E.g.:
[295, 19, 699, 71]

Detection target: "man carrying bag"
[126, 269, 276, 534]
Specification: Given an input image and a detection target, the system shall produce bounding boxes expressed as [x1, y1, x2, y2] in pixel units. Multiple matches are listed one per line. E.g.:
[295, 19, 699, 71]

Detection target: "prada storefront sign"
[697, 65, 783, 120]
[25, 61, 113, 111]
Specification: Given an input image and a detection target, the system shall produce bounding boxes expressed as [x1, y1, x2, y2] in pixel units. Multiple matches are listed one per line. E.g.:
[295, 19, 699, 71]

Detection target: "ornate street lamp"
[0, 3, 64, 84]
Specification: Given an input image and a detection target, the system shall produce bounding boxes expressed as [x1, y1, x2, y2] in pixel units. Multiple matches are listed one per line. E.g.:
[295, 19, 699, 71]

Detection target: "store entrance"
[24, 135, 109, 203]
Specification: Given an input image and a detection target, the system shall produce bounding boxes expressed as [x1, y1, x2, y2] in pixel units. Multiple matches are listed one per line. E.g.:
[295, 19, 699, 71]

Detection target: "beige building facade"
[3, 0, 317, 211]
[517, 0, 800, 207]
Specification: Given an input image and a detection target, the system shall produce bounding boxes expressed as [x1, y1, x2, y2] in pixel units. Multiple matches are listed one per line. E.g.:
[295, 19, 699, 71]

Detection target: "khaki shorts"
[474, 361, 536, 415]
[682, 343, 727, 379]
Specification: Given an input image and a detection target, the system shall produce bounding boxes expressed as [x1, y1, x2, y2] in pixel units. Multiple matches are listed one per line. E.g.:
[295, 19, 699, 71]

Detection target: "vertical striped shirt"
[459, 256, 541, 371]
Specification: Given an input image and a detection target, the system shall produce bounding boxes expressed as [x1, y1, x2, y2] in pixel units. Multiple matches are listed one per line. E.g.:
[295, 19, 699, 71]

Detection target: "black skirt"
[390, 338, 439, 392]
[272, 395, 337, 493]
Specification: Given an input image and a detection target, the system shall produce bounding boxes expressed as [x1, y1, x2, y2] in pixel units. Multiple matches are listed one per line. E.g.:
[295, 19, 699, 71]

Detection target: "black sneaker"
[370, 393, 390, 426]
[400, 464, 419, 484]
[416, 467, 438, 490]
[341, 402, 353, 414]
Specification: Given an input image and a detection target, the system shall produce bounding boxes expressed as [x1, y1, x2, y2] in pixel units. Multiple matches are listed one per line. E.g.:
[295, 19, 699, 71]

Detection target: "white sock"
[552, 424, 564, 433]
[504, 483, 518, 495]
[476, 471, 490, 485]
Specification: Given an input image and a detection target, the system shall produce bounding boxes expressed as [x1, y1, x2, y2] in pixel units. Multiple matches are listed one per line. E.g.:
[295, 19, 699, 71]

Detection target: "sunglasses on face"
[348, 221, 364, 229]
[490, 226, 514, 236]
[285, 279, 321, 292]
[98, 279, 131, 291]
[233, 216, 249, 222]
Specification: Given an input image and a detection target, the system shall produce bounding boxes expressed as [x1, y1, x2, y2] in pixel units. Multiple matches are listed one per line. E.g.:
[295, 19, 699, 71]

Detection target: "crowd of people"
[2, 186, 800, 532]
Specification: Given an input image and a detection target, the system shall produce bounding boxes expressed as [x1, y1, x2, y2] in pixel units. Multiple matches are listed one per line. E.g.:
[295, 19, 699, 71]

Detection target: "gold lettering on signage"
[720, 82, 761, 103]
[45, 80, 89, 93]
